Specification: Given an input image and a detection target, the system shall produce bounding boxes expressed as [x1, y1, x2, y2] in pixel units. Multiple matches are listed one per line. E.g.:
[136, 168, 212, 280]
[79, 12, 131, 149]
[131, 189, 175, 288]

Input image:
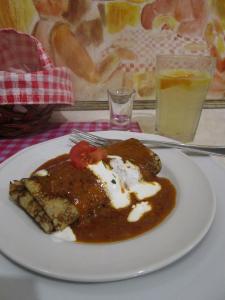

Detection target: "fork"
[69, 129, 225, 157]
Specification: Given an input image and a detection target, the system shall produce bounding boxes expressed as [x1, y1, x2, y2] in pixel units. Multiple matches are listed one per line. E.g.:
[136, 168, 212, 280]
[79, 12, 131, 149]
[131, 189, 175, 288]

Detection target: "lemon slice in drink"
[160, 69, 193, 89]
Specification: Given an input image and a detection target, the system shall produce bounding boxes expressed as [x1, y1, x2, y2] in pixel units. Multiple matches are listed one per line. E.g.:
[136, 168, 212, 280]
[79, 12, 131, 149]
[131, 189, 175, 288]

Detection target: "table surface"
[1, 108, 225, 300]
[51, 108, 225, 166]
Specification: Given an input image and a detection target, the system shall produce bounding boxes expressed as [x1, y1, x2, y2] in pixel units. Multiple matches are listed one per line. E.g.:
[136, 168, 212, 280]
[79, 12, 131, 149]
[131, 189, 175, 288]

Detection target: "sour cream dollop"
[51, 227, 76, 242]
[88, 155, 161, 215]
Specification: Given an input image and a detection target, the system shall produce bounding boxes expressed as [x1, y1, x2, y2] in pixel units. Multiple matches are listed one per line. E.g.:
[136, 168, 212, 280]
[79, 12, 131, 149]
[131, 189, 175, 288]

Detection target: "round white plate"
[0, 131, 216, 282]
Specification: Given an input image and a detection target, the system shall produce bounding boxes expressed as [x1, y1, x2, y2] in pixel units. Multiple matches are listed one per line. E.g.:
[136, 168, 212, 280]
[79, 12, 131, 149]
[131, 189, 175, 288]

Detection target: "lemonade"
[155, 69, 211, 142]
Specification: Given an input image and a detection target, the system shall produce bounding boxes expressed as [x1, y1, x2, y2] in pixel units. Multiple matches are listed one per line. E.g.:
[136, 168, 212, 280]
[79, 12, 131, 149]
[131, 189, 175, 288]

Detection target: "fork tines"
[70, 129, 107, 147]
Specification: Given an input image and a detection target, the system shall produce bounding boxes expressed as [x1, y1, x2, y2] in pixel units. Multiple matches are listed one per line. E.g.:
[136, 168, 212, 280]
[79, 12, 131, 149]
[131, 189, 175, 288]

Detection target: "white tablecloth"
[1, 109, 225, 300]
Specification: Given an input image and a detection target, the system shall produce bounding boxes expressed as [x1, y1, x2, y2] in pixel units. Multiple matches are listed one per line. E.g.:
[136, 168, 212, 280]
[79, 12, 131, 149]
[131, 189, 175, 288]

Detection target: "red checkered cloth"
[0, 29, 73, 105]
[0, 121, 141, 163]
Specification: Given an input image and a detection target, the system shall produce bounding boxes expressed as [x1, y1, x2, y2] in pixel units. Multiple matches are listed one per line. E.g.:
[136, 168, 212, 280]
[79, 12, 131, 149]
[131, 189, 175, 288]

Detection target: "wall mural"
[0, 0, 225, 102]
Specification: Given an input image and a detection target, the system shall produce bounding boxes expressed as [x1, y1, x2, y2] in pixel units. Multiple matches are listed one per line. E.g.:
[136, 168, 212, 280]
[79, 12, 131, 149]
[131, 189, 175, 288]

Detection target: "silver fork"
[69, 129, 225, 157]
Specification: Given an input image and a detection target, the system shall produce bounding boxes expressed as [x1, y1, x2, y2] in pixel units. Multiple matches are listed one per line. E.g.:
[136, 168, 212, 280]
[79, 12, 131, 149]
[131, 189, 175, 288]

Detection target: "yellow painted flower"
[216, 35, 225, 58]
[106, 2, 140, 33]
[0, 0, 38, 33]
[211, 0, 225, 20]
[152, 15, 179, 30]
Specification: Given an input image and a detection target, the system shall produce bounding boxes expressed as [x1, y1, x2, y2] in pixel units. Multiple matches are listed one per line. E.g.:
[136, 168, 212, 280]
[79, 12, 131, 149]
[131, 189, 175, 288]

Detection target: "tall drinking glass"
[155, 55, 215, 142]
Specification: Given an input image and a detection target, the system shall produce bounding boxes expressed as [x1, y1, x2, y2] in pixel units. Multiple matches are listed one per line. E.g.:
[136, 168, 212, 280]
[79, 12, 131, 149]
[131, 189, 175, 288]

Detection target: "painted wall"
[1, 0, 225, 101]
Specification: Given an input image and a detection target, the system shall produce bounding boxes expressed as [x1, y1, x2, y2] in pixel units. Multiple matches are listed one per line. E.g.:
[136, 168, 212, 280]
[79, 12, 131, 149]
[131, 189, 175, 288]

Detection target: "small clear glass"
[108, 88, 135, 130]
[155, 55, 215, 142]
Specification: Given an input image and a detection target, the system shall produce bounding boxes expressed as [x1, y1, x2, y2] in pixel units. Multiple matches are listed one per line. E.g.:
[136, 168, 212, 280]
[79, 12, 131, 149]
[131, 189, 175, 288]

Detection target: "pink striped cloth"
[0, 121, 141, 163]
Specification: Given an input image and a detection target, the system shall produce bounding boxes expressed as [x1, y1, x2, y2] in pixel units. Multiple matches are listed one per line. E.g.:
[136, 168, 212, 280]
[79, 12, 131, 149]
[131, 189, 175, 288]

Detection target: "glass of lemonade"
[155, 55, 215, 142]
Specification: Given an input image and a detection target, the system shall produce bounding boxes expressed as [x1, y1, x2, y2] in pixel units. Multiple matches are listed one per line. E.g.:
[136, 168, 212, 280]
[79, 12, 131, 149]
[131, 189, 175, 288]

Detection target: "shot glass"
[108, 88, 135, 130]
[155, 55, 215, 142]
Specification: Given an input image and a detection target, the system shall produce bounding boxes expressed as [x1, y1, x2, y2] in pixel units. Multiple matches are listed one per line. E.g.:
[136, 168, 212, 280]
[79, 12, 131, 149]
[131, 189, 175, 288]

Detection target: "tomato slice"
[70, 141, 107, 169]
[70, 141, 96, 169]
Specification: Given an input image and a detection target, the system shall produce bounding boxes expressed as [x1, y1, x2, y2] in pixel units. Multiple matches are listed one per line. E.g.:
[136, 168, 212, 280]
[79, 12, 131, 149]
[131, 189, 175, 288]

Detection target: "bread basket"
[0, 29, 73, 138]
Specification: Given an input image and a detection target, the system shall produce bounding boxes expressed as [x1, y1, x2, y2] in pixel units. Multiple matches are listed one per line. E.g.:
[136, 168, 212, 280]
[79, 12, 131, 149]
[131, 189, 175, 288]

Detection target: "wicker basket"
[0, 105, 56, 138]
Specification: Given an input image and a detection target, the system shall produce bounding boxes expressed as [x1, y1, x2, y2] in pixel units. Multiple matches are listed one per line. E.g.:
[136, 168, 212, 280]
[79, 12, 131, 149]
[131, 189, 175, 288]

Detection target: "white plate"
[0, 131, 216, 282]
